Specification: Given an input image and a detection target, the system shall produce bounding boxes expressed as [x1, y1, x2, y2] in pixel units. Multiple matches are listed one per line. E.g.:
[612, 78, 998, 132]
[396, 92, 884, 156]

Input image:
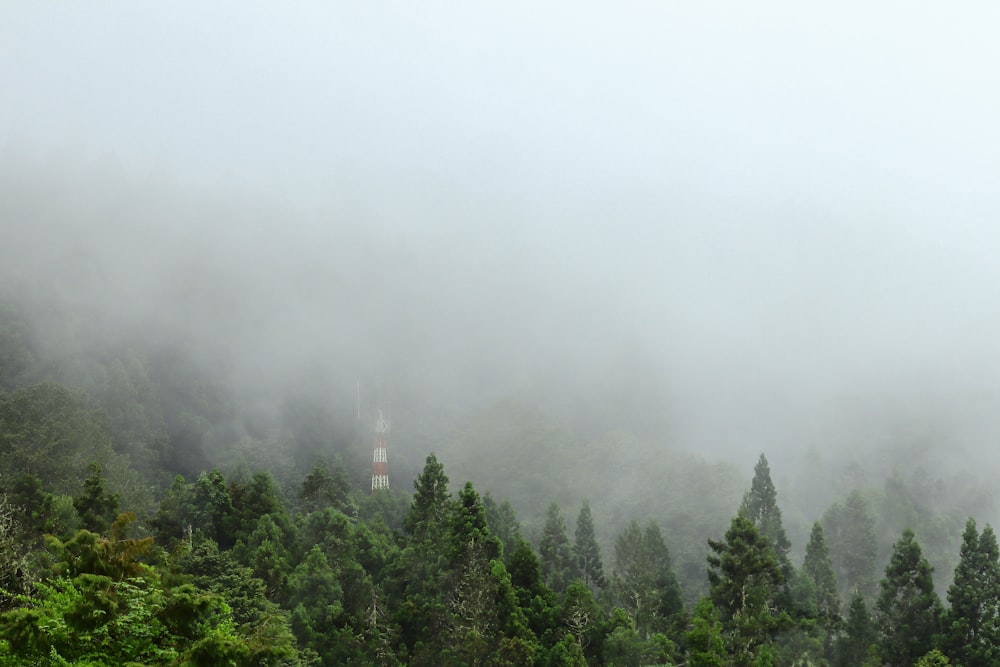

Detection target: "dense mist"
[4, 1, 1000, 569]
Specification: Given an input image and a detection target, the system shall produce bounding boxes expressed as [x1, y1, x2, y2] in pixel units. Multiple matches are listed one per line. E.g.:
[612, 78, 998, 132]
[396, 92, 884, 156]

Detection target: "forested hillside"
[5, 4, 1000, 664]
[1, 288, 997, 666]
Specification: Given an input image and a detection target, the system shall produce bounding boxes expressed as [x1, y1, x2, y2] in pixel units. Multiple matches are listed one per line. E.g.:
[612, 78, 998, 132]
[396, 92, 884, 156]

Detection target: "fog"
[3, 2, 1000, 506]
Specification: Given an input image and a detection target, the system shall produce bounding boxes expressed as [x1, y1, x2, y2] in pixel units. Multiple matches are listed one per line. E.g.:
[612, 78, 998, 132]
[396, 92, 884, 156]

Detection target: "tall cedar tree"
[823, 489, 878, 602]
[707, 514, 787, 666]
[573, 500, 606, 591]
[834, 592, 878, 667]
[740, 454, 793, 586]
[802, 521, 842, 630]
[539, 502, 578, 594]
[943, 519, 1000, 667]
[398, 454, 455, 659]
[613, 520, 684, 638]
[73, 462, 120, 534]
[876, 529, 942, 667]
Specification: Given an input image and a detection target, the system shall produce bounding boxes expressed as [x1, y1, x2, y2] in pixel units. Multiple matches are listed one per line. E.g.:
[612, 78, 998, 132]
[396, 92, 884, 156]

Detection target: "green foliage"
[942, 519, 1000, 667]
[834, 592, 877, 667]
[740, 454, 793, 603]
[823, 489, 878, 604]
[299, 457, 352, 515]
[801, 521, 841, 629]
[740, 455, 791, 560]
[190, 470, 237, 549]
[915, 649, 952, 667]
[707, 514, 788, 666]
[73, 462, 120, 534]
[539, 502, 579, 595]
[484, 492, 523, 564]
[876, 529, 942, 667]
[573, 499, 606, 591]
[686, 597, 726, 667]
[611, 520, 683, 639]
[0, 515, 300, 666]
[149, 474, 195, 549]
[0, 383, 118, 496]
[0, 493, 35, 607]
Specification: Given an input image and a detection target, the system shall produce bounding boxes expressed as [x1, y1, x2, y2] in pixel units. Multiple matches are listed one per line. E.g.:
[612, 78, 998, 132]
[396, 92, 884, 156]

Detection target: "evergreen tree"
[834, 592, 878, 667]
[397, 454, 455, 658]
[824, 489, 878, 602]
[802, 521, 842, 630]
[573, 500, 606, 591]
[612, 520, 683, 639]
[404, 453, 451, 542]
[707, 514, 787, 666]
[740, 454, 792, 577]
[191, 469, 237, 549]
[73, 462, 120, 534]
[539, 502, 578, 594]
[149, 474, 194, 549]
[876, 529, 942, 667]
[299, 457, 352, 514]
[943, 519, 1000, 667]
[687, 597, 727, 667]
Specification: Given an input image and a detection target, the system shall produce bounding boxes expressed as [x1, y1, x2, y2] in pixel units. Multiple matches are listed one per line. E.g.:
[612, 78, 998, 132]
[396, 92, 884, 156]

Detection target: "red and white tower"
[371, 408, 390, 493]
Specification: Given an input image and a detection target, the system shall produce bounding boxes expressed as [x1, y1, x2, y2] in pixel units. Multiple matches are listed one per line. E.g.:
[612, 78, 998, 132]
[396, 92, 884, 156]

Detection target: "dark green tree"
[573, 500, 606, 591]
[299, 457, 352, 514]
[739, 454, 793, 589]
[834, 592, 878, 667]
[539, 502, 579, 594]
[802, 521, 841, 630]
[190, 469, 237, 549]
[876, 529, 942, 667]
[397, 454, 455, 660]
[149, 474, 194, 550]
[942, 519, 1000, 667]
[72, 462, 120, 534]
[707, 514, 787, 666]
[404, 453, 451, 541]
[287, 545, 356, 664]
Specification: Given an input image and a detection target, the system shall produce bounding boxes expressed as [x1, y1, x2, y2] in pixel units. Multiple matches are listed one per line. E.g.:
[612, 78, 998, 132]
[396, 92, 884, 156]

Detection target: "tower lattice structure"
[371, 409, 390, 493]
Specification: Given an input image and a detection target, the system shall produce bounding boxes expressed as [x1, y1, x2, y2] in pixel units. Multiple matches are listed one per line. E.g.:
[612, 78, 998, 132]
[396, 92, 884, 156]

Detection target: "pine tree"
[397, 454, 455, 659]
[707, 514, 787, 665]
[802, 522, 842, 630]
[73, 462, 120, 534]
[824, 489, 878, 602]
[612, 520, 684, 638]
[740, 454, 793, 589]
[876, 529, 942, 667]
[943, 519, 1000, 667]
[834, 592, 877, 667]
[573, 500, 606, 591]
[404, 453, 452, 542]
[538, 502, 578, 594]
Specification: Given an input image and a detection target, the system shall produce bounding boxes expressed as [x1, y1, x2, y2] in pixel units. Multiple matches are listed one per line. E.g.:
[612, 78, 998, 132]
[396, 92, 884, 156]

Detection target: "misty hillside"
[4, 3, 1000, 665]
